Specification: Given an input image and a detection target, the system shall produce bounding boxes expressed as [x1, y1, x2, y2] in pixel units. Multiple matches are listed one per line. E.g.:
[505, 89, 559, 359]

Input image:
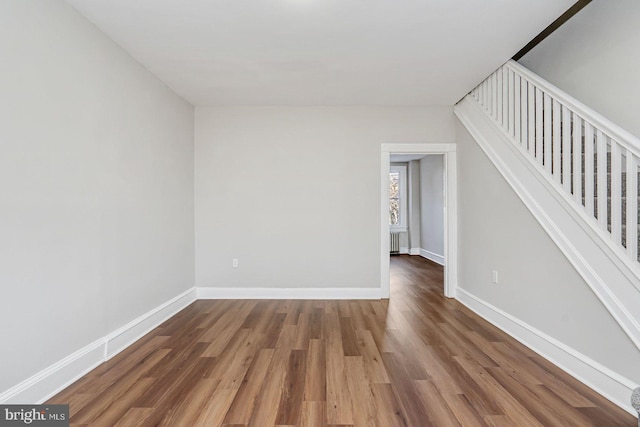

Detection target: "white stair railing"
[471, 60, 640, 266]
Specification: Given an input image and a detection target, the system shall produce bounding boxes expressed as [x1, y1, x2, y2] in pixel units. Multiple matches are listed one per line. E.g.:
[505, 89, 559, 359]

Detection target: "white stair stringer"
[455, 96, 640, 352]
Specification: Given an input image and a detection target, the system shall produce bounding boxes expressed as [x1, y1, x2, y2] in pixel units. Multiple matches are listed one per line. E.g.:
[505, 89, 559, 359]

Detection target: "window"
[390, 165, 407, 232]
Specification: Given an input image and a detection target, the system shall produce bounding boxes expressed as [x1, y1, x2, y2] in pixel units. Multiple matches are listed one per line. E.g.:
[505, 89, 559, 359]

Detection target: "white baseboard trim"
[456, 288, 638, 416]
[105, 287, 197, 359]
[399, 246, 409, 254]
[196, 286, 382, 300]
[409, 248, 421, 256]
[0, 338, 105, 405]
[419, 248, 445, 265]
[0, 287, 197, 405]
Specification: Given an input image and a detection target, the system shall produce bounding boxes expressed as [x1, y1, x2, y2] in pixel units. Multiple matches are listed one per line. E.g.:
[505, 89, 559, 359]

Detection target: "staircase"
[455, 60, 640, 352]
[470, 60, 640, 264]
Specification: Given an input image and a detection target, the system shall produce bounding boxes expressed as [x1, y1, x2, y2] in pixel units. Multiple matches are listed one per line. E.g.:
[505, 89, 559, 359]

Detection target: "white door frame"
[381, 143, 458, 299]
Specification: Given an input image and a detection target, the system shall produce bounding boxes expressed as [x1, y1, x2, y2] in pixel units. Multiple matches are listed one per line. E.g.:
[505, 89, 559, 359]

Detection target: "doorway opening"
[380, 143, 457, 299]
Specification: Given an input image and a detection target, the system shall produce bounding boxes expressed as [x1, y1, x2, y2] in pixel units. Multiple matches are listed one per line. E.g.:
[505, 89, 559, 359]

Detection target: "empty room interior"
[2, 0, 640, 425]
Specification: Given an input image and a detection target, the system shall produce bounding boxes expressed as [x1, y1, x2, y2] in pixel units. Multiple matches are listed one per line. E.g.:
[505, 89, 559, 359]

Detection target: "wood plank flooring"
[48, 255, 636, 426]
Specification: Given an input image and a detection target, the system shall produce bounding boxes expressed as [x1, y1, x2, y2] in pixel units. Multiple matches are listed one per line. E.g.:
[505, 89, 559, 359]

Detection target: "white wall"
[519, 0, 640, 138]
[456, 118, 640, 383]
[407, 160, 422, 251]
[0, 1, 194, 393]
[195, 106, 454, 289]
[419, 155, 445, 260]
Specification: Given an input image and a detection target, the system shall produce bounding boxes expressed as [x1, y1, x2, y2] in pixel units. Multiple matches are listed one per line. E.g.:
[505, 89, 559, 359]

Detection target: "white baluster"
[488, 79, 492, 110]
[497, 68, 503, 127]
[544, 93, 552, 174]
[502, 67, 509, 130]
[514, 74, 521, 144]
[487, 74, 493, 114]
[508, 69, 515, 138]
[491, 72, 498, 120]
[528, 82, 536, 159]
[535, 88, 544, 166]
[521, 75, 528, 151]
[553, 100, 562, 184]
[482, 80, 487, 110]
[573, 114, 583, 202]
[611, 142, 622, 245]
[584, 122, 595, 215]
[561, 105, 572, 194]
[626, 152, 638, 261]
[596, 130, 608, 230]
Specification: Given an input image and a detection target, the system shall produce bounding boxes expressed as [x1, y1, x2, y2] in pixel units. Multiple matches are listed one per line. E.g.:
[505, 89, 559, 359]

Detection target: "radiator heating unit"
[390, 232, 400, 254]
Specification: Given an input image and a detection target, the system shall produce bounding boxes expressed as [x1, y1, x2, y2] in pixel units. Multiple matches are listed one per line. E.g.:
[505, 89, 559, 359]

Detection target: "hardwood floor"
[49, 255, 636, 426]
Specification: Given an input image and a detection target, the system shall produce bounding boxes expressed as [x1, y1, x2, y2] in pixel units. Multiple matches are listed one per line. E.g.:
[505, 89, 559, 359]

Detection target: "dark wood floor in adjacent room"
[49, 255, 636, 426]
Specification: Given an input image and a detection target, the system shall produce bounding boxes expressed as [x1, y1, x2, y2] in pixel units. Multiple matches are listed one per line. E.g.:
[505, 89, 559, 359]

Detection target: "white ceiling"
[65, 0, 574, 106]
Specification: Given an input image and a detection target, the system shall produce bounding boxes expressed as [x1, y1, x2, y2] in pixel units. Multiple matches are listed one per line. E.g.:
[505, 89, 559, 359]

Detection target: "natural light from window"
[390, 165, 407, 232]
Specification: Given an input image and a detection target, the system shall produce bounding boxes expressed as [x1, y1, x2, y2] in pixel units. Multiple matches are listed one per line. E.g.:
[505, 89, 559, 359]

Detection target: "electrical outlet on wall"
[492, 270, 499, 284]
[232, 258, 239, 268]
